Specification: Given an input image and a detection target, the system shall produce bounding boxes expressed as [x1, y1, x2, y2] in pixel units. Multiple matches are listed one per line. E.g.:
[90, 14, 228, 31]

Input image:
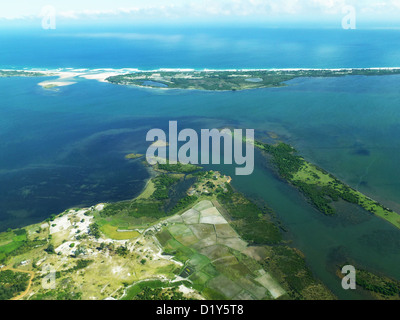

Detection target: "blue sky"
[1, 0, 400, 27]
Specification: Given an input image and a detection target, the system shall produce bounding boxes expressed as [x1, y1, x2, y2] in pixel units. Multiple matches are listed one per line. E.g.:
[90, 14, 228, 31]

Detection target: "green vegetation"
[99, 171, 196, 224]
[0, 164, 336, 300]
[261, 246, 334, 300]
[0, 269, 30, 300]
[54, 260, 93, 278]
[30, 277, 82, 300]
[99, 224, 140, 240]
[44, 244, 55, 254]
[122, 280, 192, 300]
[106, 68, 400, 91]
[125, 153, 144, 160]
[156, 161, 201, 173]
[0, 229, 28, 262]
[255, 142, 303, 180]
[154, 197, 332, 300]
[152, 174, 181, 200]
[353, 267, 400, 298]
[155, 200, 281, 300]
[169, 195, 198, 214]
[255, 140, 400, 228]
[218, 185, 282, 245]
[102, 200, 164, 219]
[0, 228, 46, 264]
[116, 246, 129, 257]
[95, 168, 330, 300]
[333, 263, 400, 300]
[88, 223, 101, 239]
[0, 70, 47, 78]
[133, 286, 192, 300]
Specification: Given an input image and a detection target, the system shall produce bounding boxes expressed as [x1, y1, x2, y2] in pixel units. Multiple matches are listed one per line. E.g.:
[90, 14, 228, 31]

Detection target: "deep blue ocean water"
[1, 26, 400, 299]
[1, 27, 400, 69]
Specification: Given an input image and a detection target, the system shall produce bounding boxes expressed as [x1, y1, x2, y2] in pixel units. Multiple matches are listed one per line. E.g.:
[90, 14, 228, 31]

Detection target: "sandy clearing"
[70, 209, 93, 236]
[111, 266, 123, 274]
[55, 72, 81, 79]
[38, 71, 80, 88]
[79, 72, 122, 82]
[95, 203, 105, 211]
[177, 284, 205, 300]
[50, 214, 71, 234]
[255, 270, 286, 299]
[55, 241, 80, 256]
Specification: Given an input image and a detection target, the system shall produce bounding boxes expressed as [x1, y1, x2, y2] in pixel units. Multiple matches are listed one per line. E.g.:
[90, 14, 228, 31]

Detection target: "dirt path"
[1, 267, 35, 300]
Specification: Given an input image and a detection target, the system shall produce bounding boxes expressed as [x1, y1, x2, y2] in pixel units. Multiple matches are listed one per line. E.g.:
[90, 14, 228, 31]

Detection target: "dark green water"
[1, 74, 400, 299]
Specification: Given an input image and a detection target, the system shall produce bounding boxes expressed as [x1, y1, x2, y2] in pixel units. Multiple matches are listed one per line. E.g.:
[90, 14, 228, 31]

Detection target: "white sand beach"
[38, 81, 77, 89]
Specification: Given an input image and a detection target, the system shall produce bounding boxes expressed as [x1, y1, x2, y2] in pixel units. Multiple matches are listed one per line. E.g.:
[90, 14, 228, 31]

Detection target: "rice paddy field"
[158, 200, 286, 300]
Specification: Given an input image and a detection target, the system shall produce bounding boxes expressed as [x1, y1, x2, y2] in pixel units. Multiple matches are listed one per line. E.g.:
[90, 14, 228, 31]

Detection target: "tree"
[45, 244, 55, 254]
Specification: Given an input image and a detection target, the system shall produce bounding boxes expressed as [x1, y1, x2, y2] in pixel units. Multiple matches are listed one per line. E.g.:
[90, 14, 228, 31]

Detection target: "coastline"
[2, 66, 400, 78]
[2, 66, 400, 91]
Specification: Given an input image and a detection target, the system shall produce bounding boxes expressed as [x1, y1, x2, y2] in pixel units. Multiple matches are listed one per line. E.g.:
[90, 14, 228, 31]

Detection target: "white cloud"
[59, 32, 183, 42]
[2, 0, 400, 21]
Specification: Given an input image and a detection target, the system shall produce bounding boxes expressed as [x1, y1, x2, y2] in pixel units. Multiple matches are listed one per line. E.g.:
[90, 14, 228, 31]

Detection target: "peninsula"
[0, 161, 334, 300]
[106, 68, 400, 91]
[253, 140, 400, 229]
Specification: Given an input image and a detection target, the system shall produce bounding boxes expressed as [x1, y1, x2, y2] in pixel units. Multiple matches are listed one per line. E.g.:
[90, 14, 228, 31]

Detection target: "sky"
[1, 0, 400, 28]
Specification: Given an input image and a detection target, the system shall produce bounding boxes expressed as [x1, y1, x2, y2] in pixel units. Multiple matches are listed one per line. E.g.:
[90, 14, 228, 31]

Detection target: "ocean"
[1, 27, 400, 69]
[1, 26, 400, 299]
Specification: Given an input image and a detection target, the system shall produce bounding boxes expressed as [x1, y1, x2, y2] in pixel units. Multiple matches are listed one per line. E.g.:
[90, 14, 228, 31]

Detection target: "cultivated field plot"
[157, 200, 286, 300]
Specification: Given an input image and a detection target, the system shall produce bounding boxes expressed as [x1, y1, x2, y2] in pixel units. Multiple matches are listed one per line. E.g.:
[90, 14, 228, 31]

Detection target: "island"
[3, 68, 400, 92]
[124, 153, 144, 160]
[106, 68, 400, 91]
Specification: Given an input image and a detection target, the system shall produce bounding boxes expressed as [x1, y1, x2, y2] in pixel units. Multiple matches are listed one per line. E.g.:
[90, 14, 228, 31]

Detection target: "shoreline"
[2, 66, 400, 73]
[2, 67, 400, 90]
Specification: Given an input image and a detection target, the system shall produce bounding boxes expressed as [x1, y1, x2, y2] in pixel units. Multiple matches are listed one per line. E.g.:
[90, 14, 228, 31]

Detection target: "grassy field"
[99, 224, 140, 240]
[0, 230, 27, 262]
[136, 180, 156, 200]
